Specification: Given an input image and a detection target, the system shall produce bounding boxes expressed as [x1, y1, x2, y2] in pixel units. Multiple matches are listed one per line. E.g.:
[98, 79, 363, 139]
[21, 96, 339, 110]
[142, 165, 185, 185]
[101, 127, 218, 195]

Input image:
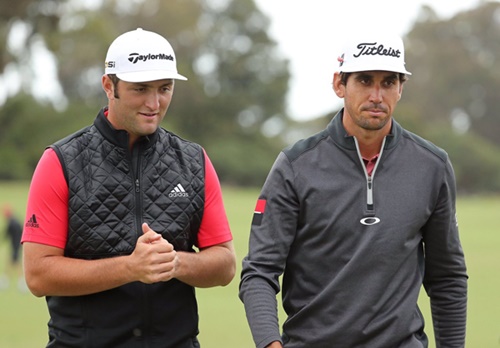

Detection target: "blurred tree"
[163, 0, 290, 185]
[401, 2, 500, 146]
[393, 2, 500, 193]
[2, 1, 499, 192]
[0, 93, 98, 179]
[0, 0, 290, 185]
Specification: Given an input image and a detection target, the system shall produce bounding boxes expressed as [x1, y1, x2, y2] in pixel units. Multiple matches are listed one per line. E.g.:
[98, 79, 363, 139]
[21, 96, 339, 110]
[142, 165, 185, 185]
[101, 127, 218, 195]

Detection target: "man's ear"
[332, 72, 345, 98]
[101, 75, 115, 100]
[397, 83, 404, 101]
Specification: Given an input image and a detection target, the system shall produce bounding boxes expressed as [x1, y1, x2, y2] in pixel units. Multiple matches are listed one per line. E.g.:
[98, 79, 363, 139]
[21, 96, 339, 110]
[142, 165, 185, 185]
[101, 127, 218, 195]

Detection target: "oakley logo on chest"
[360, 217, 381, 226]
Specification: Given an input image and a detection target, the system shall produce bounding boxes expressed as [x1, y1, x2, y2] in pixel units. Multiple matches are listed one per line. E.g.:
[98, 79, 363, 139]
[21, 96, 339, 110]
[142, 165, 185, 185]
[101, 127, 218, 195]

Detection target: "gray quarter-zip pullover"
[239, 109, 467, 348]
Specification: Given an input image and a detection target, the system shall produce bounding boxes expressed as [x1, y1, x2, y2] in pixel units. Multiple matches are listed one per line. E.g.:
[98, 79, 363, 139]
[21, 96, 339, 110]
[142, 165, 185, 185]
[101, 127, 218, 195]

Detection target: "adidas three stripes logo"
[168, 183, 189, 198]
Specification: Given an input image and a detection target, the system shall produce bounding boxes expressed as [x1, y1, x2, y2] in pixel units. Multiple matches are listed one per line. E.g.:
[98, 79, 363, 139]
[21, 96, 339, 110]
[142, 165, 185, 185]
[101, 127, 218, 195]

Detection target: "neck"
[342, 114, 391, 159]
[356, 138, 383, 159]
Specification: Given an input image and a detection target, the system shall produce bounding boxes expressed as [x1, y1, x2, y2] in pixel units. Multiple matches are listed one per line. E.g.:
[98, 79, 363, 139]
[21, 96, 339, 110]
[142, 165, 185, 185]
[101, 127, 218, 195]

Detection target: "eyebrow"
[354, 72, 399, 82]
[356, 71, 398, 78]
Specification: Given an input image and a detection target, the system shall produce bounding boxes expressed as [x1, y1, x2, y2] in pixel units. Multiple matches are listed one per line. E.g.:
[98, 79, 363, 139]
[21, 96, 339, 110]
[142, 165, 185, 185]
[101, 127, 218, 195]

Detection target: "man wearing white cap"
[240, 33, 467, 347]
[22, 28, 236, 348]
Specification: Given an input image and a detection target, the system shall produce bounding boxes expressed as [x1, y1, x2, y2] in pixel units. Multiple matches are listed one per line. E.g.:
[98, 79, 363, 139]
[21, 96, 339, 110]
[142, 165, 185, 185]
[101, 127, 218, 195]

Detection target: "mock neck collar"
[326, 108, 401, 151]
[93, 107, 159, 150]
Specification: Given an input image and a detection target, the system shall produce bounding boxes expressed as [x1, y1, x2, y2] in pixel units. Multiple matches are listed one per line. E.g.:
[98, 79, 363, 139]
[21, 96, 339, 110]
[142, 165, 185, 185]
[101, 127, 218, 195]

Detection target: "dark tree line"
[1, 0, 500, 193]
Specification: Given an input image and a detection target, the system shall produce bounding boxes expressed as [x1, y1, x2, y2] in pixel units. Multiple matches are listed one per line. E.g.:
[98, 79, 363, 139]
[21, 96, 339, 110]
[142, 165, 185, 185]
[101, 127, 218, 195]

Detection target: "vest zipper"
[131, 143, 151, 341]
[131, 145, 143, 236]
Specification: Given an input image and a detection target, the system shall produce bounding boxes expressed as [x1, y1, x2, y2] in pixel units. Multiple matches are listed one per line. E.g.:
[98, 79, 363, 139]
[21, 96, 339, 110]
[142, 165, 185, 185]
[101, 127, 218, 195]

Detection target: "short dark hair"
[107, 74, 120, 98]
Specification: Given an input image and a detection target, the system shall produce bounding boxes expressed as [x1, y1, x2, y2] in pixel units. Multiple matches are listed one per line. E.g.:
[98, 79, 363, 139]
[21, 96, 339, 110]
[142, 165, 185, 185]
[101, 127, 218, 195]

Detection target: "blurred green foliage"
[1, 1, 500, 193]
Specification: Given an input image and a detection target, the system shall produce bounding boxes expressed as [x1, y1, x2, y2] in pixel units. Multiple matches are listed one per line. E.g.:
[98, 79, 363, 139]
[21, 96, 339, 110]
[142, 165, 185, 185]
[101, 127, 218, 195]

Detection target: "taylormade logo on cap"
[338, 34, 411, 75]
[105, 28, 187, 82]
[127, 53, 174, 64]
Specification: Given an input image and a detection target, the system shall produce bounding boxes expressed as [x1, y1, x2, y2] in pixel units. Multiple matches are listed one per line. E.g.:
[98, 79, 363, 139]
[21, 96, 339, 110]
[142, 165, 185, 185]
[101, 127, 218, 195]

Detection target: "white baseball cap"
[337, 33, 411, 75]
[105, 28, 187, 82]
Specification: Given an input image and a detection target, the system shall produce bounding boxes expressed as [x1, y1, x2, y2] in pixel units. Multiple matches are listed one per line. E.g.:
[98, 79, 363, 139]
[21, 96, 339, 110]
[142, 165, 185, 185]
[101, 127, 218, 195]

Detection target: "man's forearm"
[175, 241, 236, 287]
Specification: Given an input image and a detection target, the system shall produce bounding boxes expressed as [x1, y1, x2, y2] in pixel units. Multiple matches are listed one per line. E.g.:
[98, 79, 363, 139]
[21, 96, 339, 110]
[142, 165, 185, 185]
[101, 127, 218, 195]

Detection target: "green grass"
[417, 195, 500, 348]
[0, 182, 499, 347]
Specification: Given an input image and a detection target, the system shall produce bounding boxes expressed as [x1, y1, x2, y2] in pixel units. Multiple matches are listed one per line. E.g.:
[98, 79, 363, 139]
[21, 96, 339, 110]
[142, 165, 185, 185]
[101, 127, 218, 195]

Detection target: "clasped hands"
[130, 222, 179, 284]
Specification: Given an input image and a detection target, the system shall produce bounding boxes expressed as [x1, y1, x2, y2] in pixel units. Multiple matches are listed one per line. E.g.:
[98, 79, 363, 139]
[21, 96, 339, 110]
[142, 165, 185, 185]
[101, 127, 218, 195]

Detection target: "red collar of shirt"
[362, 154, 379, 176]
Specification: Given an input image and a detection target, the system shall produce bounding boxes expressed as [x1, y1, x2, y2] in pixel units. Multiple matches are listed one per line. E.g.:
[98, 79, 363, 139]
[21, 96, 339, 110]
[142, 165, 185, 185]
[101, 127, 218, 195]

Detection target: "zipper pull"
[367, 176, 374, 211]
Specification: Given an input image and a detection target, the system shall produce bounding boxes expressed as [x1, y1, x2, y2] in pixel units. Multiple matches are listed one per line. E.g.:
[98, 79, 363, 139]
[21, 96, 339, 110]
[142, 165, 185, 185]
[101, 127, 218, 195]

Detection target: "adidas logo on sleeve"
[25, 214, 40, 228]
[168, 183, 189, 198]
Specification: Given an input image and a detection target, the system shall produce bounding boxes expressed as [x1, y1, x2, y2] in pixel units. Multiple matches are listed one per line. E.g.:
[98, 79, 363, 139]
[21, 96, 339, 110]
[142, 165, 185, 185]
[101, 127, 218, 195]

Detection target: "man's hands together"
[129, 222, 179, 284]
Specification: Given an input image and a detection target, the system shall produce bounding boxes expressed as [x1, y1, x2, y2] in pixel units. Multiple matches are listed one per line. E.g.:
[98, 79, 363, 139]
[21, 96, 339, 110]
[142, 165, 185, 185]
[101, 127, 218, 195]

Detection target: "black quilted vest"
[46, 108, 205, 348]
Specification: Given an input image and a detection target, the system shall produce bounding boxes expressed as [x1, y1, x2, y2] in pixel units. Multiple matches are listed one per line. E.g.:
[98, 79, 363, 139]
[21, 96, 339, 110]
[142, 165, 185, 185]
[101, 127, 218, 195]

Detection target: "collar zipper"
[353, 137, 387, 213]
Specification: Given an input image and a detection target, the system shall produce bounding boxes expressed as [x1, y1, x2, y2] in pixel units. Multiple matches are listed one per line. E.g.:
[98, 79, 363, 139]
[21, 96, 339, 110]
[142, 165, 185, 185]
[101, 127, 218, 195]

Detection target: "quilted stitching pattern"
[54, 125, 204, 259]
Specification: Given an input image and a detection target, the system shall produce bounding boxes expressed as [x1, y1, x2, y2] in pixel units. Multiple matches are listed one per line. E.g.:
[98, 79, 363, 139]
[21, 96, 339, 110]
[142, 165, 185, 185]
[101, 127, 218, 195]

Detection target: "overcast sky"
[254, 0, 490, 120]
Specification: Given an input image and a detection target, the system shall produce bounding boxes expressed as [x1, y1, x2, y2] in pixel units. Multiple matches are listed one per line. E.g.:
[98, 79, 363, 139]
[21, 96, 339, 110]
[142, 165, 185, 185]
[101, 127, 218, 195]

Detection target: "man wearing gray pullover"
[239, 33, 467, 348]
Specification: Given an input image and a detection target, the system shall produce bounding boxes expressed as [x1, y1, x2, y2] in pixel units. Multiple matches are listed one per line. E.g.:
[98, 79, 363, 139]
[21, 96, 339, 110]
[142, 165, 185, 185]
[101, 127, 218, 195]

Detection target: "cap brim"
[340, 64, 411, 75]
[116, 70, 188, 82]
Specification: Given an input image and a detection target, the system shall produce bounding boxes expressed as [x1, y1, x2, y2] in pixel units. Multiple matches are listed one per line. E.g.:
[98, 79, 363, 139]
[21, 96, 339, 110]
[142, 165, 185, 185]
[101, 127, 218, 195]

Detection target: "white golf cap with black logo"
[104, 28, 187, 82]
[338, 33, 411, 75]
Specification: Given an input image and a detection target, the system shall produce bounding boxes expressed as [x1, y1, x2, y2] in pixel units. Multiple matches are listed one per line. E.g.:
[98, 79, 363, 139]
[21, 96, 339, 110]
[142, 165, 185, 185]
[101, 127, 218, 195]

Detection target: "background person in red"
[22, 28, 235, 348]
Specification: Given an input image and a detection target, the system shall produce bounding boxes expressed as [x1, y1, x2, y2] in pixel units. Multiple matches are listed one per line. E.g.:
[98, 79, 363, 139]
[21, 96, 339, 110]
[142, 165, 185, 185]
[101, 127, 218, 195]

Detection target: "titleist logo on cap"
[353, 42, 401, 59]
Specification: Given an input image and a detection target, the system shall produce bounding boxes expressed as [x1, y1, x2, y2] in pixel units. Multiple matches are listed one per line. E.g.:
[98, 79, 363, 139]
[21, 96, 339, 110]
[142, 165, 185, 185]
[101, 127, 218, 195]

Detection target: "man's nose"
[369, 86, 383, 104]
[145, 92, 160, 109]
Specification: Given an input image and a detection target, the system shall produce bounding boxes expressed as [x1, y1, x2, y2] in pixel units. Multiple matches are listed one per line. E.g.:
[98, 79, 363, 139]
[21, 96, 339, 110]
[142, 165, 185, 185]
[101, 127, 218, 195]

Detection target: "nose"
[145, 91, 161, 110]
[369, 86, 383, 104]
